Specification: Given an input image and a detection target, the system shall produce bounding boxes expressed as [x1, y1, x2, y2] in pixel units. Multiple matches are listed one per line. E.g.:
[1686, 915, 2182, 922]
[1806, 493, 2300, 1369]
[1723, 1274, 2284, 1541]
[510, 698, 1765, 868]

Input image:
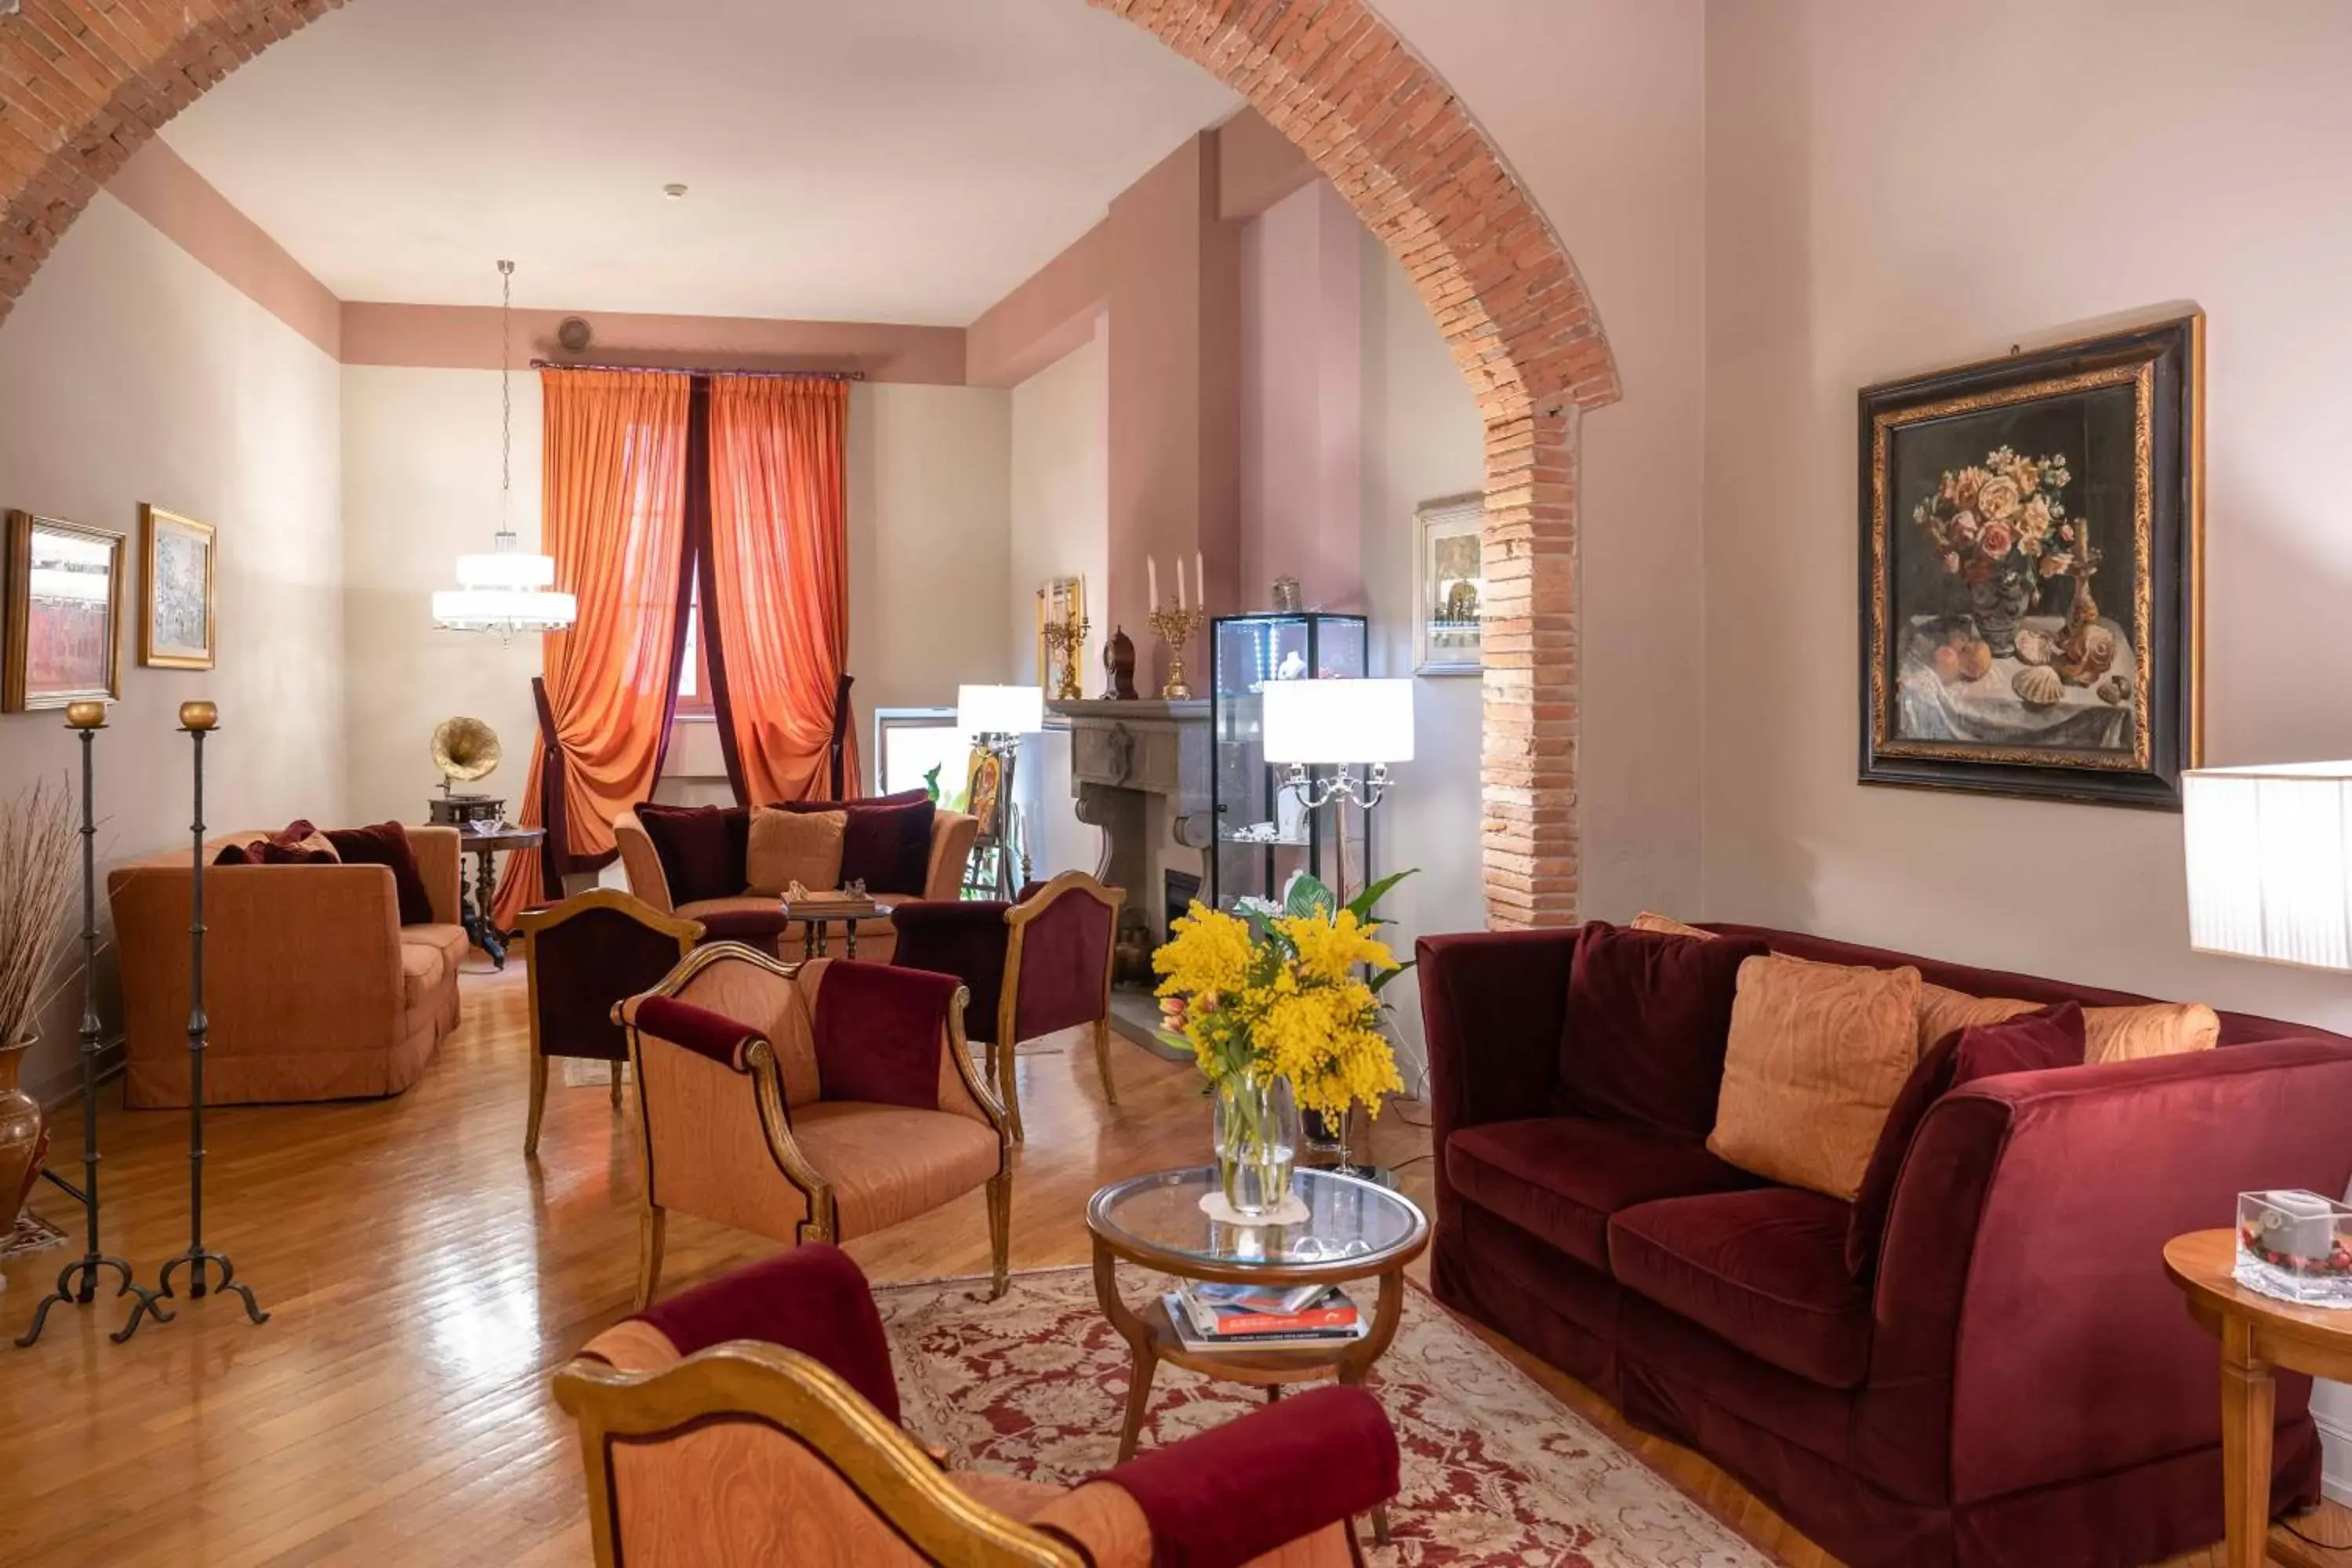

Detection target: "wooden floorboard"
[0, 959, 2339, 1565]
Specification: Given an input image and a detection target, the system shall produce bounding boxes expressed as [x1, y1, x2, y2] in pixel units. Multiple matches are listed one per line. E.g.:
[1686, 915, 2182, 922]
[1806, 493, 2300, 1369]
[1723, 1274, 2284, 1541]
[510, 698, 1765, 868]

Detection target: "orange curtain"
[705, 376, 860, 804]
[493, 369, 693, 925]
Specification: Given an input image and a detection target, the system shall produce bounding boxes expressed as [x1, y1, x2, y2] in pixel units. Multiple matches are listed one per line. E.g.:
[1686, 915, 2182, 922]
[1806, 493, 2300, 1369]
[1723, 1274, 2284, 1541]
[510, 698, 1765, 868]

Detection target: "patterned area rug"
[2, 1210, 69, 1265]
[874, 1267, 1769, 1567]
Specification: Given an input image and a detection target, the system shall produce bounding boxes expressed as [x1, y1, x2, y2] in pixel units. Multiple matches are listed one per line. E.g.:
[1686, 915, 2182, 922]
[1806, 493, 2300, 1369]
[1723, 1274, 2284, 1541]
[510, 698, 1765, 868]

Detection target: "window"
[676, 580, 713, 714]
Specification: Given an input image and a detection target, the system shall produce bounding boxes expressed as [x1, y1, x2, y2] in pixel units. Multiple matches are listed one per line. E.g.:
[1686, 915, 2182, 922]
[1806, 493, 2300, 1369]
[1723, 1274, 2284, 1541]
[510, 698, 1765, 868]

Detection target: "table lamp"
[957, 684, 1045, 897]
[2183, 760, 2352, 970]
[1262, 677, 1415, 906]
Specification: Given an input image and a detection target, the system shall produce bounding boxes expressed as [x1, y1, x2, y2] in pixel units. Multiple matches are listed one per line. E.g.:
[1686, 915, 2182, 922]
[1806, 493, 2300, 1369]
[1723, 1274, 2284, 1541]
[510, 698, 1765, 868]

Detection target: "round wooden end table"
[2164, 1228, 2352, 1568]
[1087, 1165, 1428, 1544]
[456, 823, 543, 970]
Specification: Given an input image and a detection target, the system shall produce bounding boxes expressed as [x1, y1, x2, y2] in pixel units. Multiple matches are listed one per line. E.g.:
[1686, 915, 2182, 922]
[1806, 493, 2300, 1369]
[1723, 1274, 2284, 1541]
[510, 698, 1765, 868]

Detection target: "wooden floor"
[0, 960, 2343, 1566]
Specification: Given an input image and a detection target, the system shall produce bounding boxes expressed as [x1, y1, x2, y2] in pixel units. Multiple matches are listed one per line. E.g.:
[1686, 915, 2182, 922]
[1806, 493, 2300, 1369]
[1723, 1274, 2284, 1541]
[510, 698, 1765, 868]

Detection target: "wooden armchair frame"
[554, 1344, 1082, 1568]
[514, 888, 702, 1157]
[620, 941, 1012, 1308]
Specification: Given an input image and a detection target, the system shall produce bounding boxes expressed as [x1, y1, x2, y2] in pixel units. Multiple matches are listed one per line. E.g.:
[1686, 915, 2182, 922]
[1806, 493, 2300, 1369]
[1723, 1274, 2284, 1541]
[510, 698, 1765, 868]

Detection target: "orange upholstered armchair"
[514, 890, 702, 1158]
[554, 1245, 1399, 1568]
[888, 871, 1124, 1143]
[616, 943, 1010, 1308]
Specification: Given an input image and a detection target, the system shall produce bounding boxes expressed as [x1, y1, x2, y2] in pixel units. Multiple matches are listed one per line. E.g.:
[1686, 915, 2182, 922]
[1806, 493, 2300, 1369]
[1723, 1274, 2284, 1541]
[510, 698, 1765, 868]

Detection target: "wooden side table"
[2164, 1229, 2351, 1568]
[454, 824, 544, 971]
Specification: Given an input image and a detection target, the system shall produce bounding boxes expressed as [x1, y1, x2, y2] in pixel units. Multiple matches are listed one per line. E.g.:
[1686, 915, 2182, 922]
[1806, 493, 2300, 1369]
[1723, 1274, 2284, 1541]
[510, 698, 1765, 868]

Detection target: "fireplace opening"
[1163, 869, 1202, 938]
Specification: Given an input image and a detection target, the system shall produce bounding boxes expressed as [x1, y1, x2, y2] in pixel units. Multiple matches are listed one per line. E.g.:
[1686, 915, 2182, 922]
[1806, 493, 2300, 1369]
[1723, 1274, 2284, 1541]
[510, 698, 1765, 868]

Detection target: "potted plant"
[1152, 870, 1412, 1216]
[0, 779, 74, 1234]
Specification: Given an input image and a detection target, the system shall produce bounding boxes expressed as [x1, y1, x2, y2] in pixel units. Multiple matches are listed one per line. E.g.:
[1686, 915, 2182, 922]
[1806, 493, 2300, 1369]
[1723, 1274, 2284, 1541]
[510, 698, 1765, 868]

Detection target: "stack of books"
[1161, 1280, 1367, 1354]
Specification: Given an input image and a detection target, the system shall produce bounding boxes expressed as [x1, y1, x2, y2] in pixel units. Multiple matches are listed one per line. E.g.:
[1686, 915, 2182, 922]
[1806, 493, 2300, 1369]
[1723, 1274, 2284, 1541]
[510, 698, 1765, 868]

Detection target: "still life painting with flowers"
[1860, 314, 2202, 809]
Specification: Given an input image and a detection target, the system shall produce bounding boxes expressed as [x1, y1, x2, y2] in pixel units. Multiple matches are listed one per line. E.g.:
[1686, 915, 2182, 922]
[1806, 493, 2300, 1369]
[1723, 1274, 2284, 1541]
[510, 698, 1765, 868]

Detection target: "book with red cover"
[1178, 1283, 1360, 1338]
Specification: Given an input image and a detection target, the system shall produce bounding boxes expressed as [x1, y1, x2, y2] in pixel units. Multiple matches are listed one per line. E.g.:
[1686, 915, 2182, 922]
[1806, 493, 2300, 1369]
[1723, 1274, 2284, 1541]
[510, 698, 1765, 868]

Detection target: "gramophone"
[426, 716, 507, 829]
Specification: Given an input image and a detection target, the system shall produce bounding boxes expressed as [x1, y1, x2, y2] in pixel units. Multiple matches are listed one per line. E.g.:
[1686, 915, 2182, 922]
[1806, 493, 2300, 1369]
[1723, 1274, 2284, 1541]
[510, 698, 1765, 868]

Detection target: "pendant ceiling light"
[431, 260, 575, 639]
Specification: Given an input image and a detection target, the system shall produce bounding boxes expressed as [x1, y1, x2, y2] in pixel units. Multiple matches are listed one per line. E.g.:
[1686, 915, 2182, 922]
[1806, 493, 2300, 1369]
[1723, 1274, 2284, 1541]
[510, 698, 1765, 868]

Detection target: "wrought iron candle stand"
[1146, 604, 1207, 700]
[18, 702, 172, 1348]
[150, 702, 266, 1327]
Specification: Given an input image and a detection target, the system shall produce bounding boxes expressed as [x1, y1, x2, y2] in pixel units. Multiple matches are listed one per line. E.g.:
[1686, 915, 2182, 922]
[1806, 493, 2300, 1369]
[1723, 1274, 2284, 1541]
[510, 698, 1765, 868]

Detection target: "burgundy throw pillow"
[212, 841, 253, 866]
[783, 792, 935, 895]
[634, 803, 750, 906]
[325, 822, 435, 926]
[1555, 920, 1770, 1136]
[1846, 1000, 2085, 1276]
[253, 842, 337, 866]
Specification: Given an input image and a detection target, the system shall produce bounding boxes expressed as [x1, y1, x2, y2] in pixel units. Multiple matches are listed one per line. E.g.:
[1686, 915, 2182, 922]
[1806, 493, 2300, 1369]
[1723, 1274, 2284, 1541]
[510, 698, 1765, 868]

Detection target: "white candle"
[1148, 556, 1159, 610]
[1177, 556, 1188, 611]
[1196, 550, 1206, 613]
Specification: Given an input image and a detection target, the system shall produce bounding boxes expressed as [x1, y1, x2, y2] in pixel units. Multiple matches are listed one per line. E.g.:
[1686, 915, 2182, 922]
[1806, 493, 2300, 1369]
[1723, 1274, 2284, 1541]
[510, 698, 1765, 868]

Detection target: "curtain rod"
[530, 359, 866, 382]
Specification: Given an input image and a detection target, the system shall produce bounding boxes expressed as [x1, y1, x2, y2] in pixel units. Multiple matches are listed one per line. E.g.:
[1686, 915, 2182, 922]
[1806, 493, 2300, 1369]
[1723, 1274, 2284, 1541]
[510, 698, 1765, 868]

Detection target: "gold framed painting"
[139, 504, 217, 670]
[1414, 492, 1485, 675]
[1859, 313, 2202, 809]
[3, 510, 124, 713]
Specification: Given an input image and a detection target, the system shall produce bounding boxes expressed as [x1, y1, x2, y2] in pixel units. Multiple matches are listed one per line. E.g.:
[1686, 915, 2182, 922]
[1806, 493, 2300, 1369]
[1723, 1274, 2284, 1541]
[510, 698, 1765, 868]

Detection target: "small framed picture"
[139, 504, 216, 670]
[3, 510, 124, 712]
[1414, 493, 1485, 675]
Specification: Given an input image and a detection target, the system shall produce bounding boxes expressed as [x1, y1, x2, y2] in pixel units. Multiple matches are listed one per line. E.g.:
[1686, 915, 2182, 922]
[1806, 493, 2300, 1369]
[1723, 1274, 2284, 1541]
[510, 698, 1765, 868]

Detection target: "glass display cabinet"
[1207, 612, 1369, 910]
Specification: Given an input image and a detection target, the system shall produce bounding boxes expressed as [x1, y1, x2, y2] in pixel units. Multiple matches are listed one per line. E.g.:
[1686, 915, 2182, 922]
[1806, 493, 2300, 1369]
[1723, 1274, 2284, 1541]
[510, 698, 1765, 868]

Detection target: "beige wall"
[342, 366, 545, 826]
[0, 194, 344, 1092]
[1701, 0, 2352, 1036]
[1359, 231, 1488, 1086]
[1374, 0, 1711, 923]
[1010, 328, 1112, 884]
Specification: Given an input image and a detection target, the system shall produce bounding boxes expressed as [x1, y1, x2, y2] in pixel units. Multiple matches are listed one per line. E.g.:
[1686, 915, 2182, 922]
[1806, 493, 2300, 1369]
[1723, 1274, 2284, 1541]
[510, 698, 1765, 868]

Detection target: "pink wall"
[1239, 180, 1362, 612]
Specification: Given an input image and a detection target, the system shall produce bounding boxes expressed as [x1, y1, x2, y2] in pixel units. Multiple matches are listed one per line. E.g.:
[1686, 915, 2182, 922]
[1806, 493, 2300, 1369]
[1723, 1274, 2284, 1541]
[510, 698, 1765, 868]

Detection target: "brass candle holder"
[1147, 605, 1208, 700]
[1041, 614, 1090, 702]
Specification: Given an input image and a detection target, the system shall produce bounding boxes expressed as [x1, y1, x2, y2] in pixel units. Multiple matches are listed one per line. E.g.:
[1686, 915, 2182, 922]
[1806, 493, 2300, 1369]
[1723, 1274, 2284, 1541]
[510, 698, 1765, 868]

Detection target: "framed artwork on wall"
[3, 510, 123, 713]
[1859, 313, 2203, 809]
[139, 503, 217, 670]
[1414, 493, 1484, 676]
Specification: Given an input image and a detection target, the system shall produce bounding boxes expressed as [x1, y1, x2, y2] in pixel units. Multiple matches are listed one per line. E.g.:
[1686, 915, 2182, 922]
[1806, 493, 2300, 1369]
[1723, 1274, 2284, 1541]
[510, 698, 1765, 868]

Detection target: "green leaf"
[1367, 957, 1417, 994]
[1282, 871, 1337, 922]
[1344, 868, 1417, 926]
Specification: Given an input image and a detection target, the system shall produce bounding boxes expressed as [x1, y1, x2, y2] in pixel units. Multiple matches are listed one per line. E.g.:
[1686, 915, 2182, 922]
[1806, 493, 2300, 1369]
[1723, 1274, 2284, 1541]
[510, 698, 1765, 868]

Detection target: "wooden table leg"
[1336, 1267, 1406, 1547]
[1091, 1240, 1159, 1462]
[2220, 1316, 2276, 1568]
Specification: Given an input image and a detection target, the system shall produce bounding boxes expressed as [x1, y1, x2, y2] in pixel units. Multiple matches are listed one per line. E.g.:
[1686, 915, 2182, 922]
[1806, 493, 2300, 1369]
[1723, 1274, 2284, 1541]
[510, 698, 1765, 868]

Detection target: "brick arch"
[0, 0, 1617, 927]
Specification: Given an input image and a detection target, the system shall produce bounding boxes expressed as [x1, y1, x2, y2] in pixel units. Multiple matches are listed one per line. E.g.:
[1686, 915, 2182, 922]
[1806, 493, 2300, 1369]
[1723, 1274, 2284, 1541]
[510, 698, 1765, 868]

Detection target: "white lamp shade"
[456, 550, 557, 590]
[431, 588, 579, 633]
[958, 683, 1044, 736]
[1263, 677, 1415, 765]
[2183, 760, 2352, 970]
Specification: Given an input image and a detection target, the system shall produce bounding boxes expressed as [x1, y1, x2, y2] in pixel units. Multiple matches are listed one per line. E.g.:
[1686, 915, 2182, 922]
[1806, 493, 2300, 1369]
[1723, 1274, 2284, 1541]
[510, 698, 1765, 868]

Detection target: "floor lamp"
[1263, 677, 1416, 1178]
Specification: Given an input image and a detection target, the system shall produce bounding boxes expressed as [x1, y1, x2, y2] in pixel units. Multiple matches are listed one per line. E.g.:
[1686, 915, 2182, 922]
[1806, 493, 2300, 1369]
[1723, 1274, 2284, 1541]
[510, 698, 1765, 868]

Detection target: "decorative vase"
[0, 1032, 49, 1234]
[1213, 1071, 1300, 1218]
[1965, 572, 2034, 659]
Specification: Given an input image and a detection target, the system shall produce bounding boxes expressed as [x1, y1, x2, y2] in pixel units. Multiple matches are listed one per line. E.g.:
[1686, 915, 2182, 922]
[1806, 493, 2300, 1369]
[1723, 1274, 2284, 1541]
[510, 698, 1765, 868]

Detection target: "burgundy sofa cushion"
[636, 803, 750, 906]
[1846, 1001, 2086, 1276]
[1445, 1116, 1760, 1272]
[632, 1243, 901, 1425]
[812, 959, 959, 1110]
[1610, 1186, 1872, 1389]
[1556, 920, 1769, 1134]
[1095, 1384, 1398, 1568]
[695, 908, 794, 949]
[325, 821, 435, 925]
[782, 789, 935, 895]
[212, 841, 252, 866]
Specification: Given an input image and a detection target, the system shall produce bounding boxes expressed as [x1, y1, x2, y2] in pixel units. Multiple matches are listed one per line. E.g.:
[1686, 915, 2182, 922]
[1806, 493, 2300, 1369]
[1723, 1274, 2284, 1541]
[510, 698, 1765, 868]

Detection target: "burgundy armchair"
[888, 870, 1124, 1142]
[514, 889, 702, 1157]
[554, 1243, 1398, 1568]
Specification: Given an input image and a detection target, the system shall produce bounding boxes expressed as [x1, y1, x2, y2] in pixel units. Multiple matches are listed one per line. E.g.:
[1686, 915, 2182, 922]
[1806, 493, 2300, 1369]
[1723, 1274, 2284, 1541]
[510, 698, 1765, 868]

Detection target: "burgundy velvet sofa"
[1417, 920, 2352, 1568]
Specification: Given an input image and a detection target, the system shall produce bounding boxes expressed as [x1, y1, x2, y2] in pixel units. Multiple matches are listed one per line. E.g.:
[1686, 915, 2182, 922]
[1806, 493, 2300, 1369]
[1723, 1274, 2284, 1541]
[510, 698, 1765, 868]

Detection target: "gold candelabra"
[1147, 605, 1208, 699]
[1040, 614, 1090, 702]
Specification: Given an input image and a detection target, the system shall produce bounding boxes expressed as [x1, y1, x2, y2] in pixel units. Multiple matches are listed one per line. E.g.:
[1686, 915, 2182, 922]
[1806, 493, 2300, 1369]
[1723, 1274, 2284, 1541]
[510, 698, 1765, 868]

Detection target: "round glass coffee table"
[1088, 1165, 1428, 1538]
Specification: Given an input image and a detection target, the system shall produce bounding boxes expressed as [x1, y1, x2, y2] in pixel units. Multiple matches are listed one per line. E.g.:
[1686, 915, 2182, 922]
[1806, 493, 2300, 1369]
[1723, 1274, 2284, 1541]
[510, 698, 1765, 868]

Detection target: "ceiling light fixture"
[663, 183, 688, 201]
[430, 260, 575, 641]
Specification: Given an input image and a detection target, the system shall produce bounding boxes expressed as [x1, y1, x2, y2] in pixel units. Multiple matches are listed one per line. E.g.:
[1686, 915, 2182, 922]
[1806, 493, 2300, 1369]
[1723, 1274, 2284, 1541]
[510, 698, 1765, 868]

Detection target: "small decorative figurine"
[1103, 626, 1139, 701]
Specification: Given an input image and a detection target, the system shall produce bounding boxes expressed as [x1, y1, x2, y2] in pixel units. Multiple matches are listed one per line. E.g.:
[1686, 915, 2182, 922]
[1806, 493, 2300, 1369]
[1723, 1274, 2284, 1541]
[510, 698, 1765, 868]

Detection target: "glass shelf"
[1207, 612, 1369, 910]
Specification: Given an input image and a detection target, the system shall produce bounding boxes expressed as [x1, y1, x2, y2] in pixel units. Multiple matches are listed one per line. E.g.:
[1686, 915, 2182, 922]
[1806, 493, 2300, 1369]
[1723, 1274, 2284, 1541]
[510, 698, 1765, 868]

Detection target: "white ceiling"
[161, 0, 1240, 325]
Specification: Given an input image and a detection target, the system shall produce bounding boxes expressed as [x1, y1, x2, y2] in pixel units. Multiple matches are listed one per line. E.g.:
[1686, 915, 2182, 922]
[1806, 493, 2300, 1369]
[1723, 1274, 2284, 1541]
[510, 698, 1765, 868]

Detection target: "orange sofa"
[107, 826, 466, 1108]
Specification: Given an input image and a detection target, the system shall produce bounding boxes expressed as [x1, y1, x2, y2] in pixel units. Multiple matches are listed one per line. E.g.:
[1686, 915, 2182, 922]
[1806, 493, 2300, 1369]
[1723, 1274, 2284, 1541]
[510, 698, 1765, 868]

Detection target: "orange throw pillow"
[1630, 911, 1714, 940]
[2083, 1003, 2221, 1065]
[1915, 982, 2037, 1058]
[746, 808, 846, 897]
[1708, 953, 1923, 1202]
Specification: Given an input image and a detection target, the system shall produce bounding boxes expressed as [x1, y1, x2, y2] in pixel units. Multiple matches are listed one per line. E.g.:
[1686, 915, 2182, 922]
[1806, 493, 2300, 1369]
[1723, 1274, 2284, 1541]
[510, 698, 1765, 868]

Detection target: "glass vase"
[1213, 1071, 1300, 1218]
